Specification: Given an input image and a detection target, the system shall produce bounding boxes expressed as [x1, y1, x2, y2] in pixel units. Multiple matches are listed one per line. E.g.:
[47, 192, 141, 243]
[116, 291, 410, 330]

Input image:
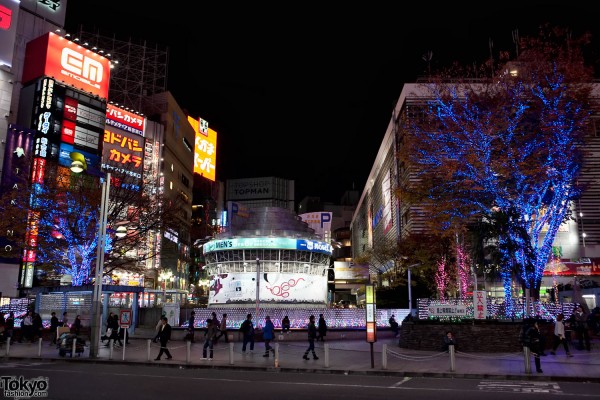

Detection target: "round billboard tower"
[203, 206, 332, 308]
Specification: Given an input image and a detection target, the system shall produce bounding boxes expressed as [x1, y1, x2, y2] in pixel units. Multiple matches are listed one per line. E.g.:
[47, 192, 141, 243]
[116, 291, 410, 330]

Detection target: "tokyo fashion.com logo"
[1, 375, 49, 398]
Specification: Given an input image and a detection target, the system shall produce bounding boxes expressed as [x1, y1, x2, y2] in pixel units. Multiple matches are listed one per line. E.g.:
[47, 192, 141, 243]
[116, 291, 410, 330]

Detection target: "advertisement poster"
[208, 272, 327, 306]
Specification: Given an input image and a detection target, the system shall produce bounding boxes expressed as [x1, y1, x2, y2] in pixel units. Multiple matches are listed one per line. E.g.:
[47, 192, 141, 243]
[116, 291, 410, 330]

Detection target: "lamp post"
[406, 263, 421, 317]
[255, 257, 260, 321]
[90, 172, 110, 358]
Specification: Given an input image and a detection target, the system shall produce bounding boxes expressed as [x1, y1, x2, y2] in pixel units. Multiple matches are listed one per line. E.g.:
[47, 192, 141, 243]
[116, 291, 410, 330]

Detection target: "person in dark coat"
[281, 315, 291, 333]
[302, 315, 319, 360]
[317, 314, 327, 342]
[154, 316, 173, 361]
[526, 320, 544, 373]
[50, 312, 60, 345]
[73, 315, 82, 336]
[186, 311, 196, 343]
[240, 313, 255, 353]
[32, 312, 43, 342]
[107, 314, 122, 347]
[262, 315, 275, 357]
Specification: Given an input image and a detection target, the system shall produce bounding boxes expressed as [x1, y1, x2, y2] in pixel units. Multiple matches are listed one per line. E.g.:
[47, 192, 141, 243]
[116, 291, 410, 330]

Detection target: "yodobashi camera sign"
[428, 304, 468, 318]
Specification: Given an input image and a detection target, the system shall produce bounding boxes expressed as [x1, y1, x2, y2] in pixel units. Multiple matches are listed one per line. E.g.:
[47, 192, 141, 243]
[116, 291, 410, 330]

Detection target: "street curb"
[3, 355, 600, 383]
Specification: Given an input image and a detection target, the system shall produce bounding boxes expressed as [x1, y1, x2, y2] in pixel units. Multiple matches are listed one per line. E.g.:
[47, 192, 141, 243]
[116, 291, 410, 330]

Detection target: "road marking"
[478, 380, 562, 394]
[391, 377, 412, 387]
[0, 362, 49, 369]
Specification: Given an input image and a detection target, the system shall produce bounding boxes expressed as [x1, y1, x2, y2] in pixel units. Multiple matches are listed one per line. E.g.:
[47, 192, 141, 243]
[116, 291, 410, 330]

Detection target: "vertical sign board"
[119, 309, 132, 328]
[474, 290, 487, 320]
[365, 284, 377, 343]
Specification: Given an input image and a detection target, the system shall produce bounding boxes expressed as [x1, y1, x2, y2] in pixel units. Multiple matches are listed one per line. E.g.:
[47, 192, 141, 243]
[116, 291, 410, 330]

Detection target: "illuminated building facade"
[203, 206, 332, 308]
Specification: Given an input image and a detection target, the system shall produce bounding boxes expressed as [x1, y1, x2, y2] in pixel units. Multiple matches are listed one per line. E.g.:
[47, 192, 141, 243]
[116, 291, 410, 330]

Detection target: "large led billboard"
[103, 105, 146, 191]
[188, 116, 216, 182]
[209, 272, 328, 306]
[22, 32, 111, 100]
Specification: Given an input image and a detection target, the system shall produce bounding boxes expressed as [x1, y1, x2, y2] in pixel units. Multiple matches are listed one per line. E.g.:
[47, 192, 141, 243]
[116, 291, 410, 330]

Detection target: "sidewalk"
[2, 333, 600, 382]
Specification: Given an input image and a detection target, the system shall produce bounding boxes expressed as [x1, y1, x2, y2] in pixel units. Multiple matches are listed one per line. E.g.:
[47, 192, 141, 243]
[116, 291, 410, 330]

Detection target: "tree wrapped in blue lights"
[400, 27, 594, 313]
[21, 167, 184, 287]
[29, 171, 112, 286]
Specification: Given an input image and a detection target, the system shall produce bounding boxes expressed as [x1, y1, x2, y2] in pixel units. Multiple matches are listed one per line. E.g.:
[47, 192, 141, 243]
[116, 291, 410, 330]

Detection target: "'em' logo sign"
[61, 48, 104, 89]
[22, 32, 110, 99]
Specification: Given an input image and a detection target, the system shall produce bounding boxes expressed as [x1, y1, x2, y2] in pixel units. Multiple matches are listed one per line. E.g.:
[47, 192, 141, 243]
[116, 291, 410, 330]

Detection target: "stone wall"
[398, 320, 555, 352]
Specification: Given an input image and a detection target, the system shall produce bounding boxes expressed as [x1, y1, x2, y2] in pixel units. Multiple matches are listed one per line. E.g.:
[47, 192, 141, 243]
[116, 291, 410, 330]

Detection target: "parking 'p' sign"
[119, 309, 132, 328]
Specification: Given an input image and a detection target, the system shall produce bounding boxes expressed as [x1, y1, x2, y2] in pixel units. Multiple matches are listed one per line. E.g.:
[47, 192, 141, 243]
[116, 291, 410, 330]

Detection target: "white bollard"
[324, 343, 330, 368]
[5, 337, 11, 356]
[38, 338, 43, 356]
[382, 344, 388, 370]
[274, 343, 279, 368]
[109, 339, 114, 360]
[147, 339, 151, 361]
[449, 344, 455, 372]
[523, 346, 531, 374]
[229, 342, 234, 365]
[186, 340, 191, 364]
[122, 330, 127, 361]
[72, 338, 77, 358]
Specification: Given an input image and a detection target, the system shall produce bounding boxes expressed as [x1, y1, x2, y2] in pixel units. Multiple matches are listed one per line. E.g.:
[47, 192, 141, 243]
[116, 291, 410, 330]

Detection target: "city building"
[351, 82, 600, 308]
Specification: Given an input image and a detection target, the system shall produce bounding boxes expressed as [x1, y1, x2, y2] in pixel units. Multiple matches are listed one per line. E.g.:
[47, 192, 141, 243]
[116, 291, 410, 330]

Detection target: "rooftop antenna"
[422, 50, 433, 76]
[489, 37, 494, 77]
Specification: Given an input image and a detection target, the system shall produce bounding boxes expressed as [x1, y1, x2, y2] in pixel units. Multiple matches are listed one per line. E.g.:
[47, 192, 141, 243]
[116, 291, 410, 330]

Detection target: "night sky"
[64, 2, 600, 203]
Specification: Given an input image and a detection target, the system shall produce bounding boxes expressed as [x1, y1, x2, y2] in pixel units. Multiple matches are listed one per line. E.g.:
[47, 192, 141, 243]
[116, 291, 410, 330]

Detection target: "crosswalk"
[478, 380, 562, 394]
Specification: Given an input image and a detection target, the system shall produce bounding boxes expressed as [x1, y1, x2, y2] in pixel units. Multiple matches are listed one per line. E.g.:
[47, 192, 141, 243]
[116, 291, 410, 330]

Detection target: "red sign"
[22, 32, 110, 99]
[106, 104, 145, 136]
[61, 120, 75, 144]
[0, 5, 13, 30]
[63, 97, 78, 121]
[543, 259, 600, 276]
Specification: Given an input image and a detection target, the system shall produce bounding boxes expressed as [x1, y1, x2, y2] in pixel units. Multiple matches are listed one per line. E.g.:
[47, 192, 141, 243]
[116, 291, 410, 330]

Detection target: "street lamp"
[70, 154, 106, 357]
[89, 171, 110, 358]
[406, 263, 421, 317]
[255, 258, 260, 321]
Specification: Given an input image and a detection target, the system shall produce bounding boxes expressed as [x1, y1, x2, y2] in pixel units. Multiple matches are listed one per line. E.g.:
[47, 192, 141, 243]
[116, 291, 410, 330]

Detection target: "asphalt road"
[2, 361, 600, 400]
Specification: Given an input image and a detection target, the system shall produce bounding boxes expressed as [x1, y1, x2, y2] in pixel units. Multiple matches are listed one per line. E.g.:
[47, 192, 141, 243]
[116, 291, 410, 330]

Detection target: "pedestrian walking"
[152, 313, 164, 343]
[573, 304, 591, 351]
[186, 311, 196, 343]
[50, 312, 60, 345]
[108, 314, 122, 347]
[302, 315, 319, 360]
[215, 313, 229, 343]
[389, 314, 399, 337]
[239, 313, 255, 353]
[154, 316, 173, 361]
[73, 315, 82, 336]
[262, 315, 275, 357]
[19, 311, 33, 343]
[5, 312, 14, 342]
[550, 313, 573, 357]
[211, 312, 221, 343]
[61, 312, 69, 328]
[317, 313, 327, 341]
[32, 312, 43, 341]
[202, 318, 218, 360]
[526, 319, 544, 373]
